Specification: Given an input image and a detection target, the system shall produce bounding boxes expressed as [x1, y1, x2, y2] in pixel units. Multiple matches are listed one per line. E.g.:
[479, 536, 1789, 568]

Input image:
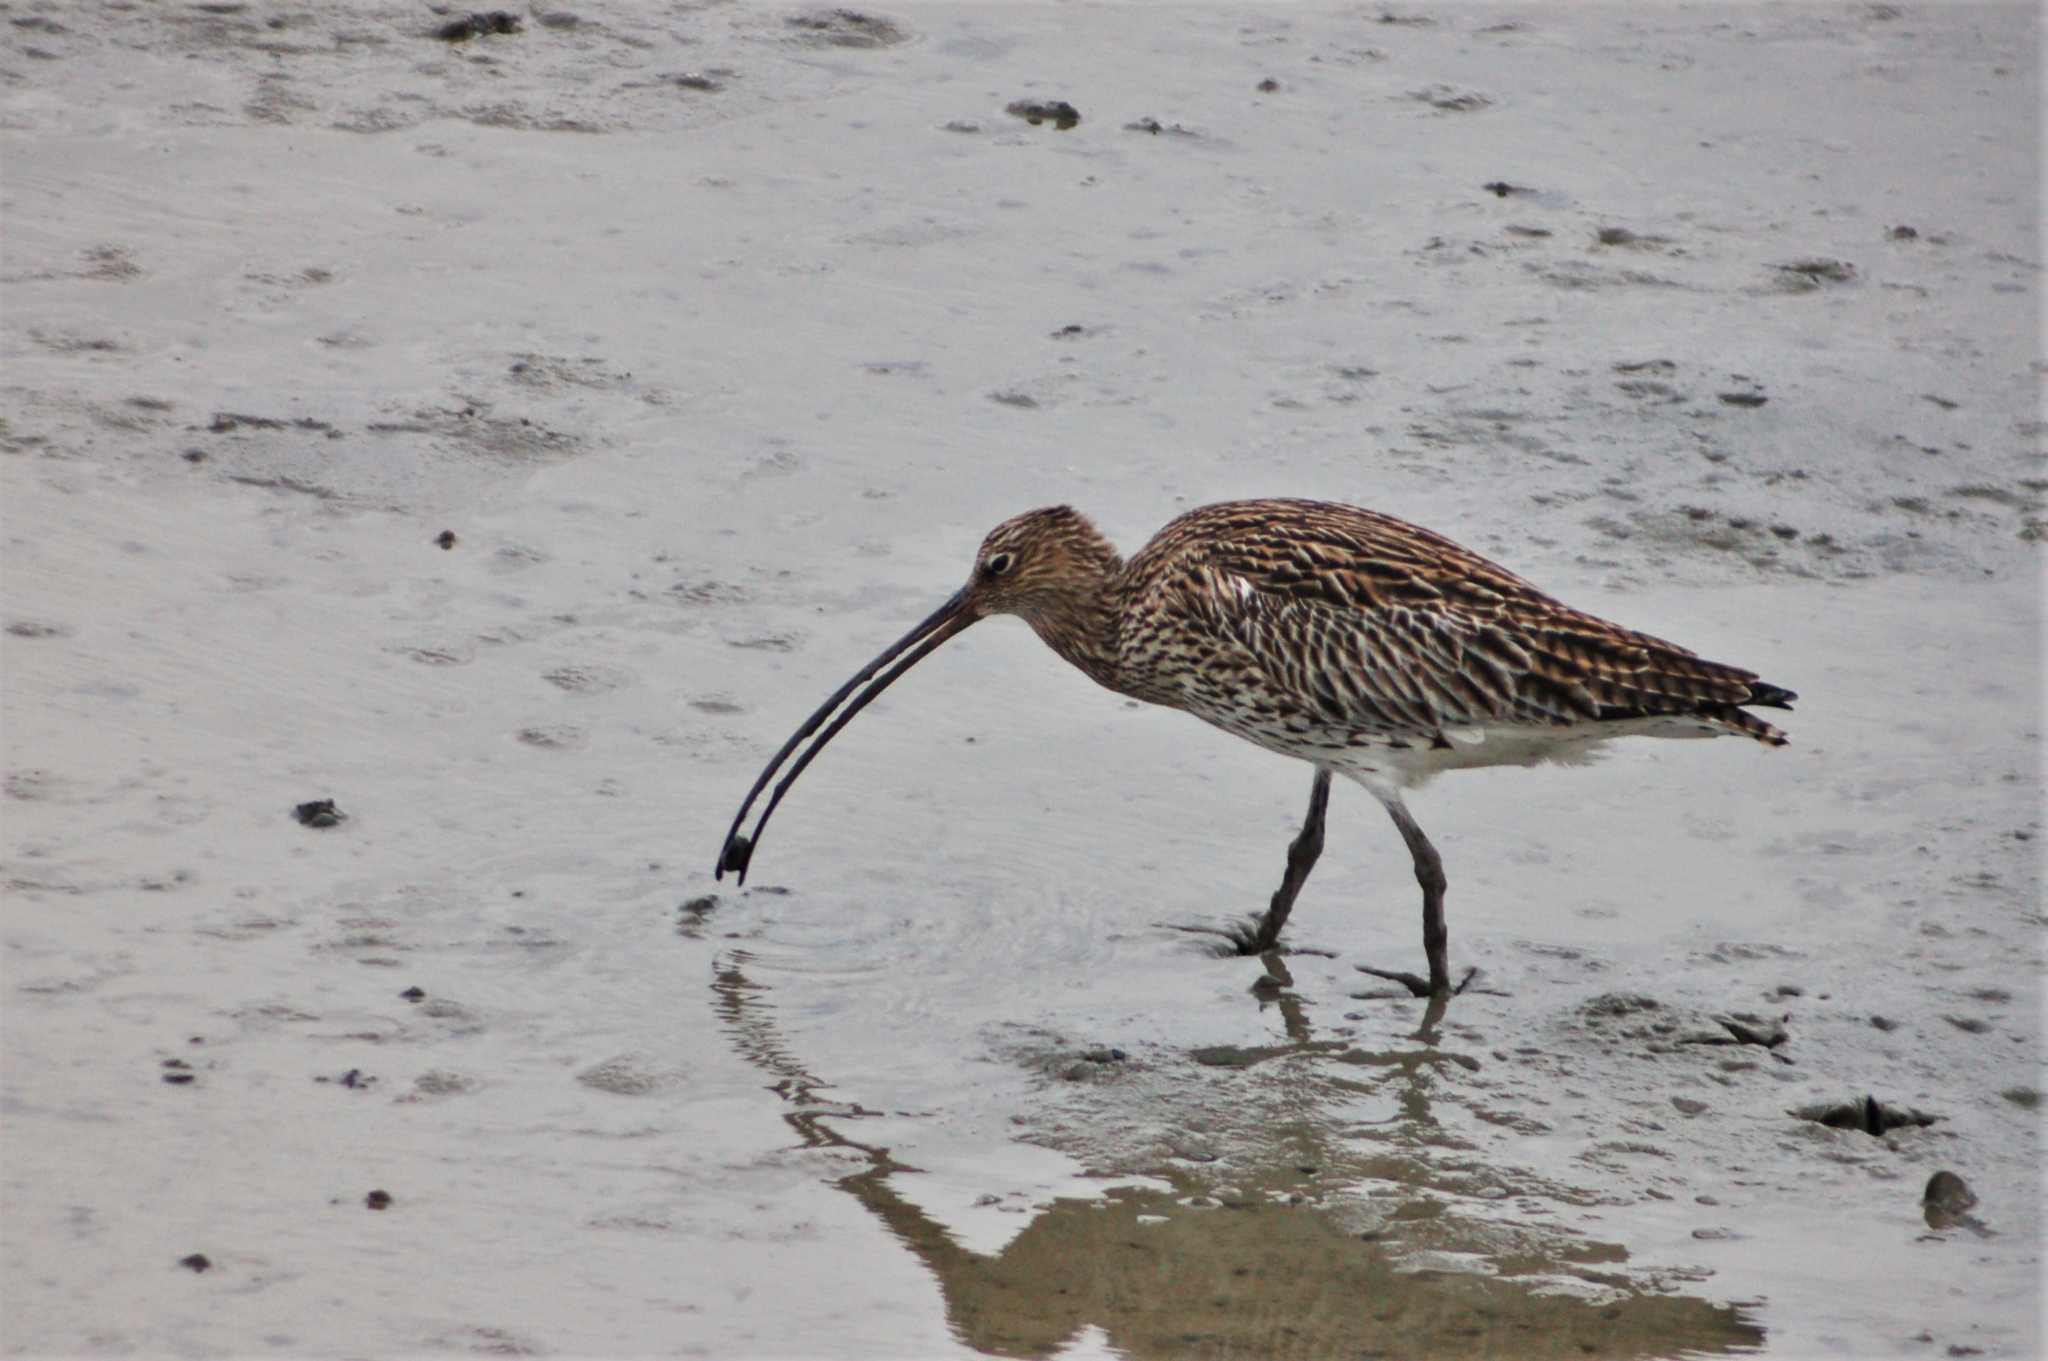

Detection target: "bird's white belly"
[1209, 712, 1729, 794]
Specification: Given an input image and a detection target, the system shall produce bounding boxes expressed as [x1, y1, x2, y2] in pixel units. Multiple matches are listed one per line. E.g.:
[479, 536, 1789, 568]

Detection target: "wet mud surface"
[717, 952, 1763, 1360]
[3, 2, 2039, 1357]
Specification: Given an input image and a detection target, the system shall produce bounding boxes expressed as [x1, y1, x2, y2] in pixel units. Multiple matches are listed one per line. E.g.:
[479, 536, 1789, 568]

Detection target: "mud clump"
[1006, 99, 1080, 130]
[1125, 117, 1199, 137]
[1770, 257, 1857, 292]
[785, 9, 907, 49]
[434, 12, 521, 42]
[1581, 992, 1663, 1019]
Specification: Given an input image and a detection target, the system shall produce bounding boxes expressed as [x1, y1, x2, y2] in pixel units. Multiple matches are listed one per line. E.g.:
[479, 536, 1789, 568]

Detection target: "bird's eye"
[984, 551, 1016, 577]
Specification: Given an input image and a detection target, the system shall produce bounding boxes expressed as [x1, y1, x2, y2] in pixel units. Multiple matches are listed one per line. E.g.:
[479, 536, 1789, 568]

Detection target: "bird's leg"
[1354, 797, 1478, 999]
[1226, 769, 1331, 955]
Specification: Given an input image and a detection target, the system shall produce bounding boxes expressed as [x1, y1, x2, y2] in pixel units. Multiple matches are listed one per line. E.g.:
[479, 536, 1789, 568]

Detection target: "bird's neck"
[1029, 591, 1122, 692]
[1024, 557, 1128, 695]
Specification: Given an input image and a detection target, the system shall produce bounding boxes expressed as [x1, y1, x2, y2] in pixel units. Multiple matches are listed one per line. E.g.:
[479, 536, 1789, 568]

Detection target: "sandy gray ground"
[2, 2, 2041, 1357]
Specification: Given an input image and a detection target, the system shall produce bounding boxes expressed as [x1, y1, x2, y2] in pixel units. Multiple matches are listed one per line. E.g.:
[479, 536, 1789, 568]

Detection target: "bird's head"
[961, 505, 1122, 622]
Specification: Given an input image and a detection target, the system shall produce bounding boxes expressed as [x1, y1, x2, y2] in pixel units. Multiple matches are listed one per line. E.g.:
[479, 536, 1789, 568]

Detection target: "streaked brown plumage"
[717, 499, 1794, 997]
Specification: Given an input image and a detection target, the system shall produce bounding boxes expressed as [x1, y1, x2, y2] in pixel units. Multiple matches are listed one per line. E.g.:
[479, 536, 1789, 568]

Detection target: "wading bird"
[715, 500, 1794, 998]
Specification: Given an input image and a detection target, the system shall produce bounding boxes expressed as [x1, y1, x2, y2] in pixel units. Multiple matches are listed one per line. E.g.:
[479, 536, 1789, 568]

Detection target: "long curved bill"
[715, 586, 978, 884]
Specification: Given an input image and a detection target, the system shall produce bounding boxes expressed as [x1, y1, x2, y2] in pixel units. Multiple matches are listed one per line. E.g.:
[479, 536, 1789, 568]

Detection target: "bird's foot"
[1352, 964, 1482, 1000]
[1221, 915, 1282, 957]
[1163, 915, 1322, 958]
[1162, 918, 1279, 956]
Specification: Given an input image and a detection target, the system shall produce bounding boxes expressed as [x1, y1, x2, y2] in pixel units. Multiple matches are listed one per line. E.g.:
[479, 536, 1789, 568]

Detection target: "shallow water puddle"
[712, 950, 1764, 1359]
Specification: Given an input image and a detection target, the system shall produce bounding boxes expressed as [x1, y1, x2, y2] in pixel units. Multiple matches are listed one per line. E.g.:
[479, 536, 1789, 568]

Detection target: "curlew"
[715, 500, 1794, 998]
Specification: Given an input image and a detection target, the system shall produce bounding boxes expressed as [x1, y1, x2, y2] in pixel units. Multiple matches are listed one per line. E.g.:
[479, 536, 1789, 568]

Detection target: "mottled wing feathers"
[1120, 499, 1791, 745]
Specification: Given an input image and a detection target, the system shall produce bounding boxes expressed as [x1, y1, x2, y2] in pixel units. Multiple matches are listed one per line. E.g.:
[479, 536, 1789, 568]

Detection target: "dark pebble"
[434, 530, 457, 550]
[179, 1253, 211, 1273]
[1922, 1170, 1976, 1213]
[435, 11, 521, 41]
[1004, 99, 1080, 130]
[1257, 77, 1280, 92]
[365, 1189, 393, 1210]
[293, 799, 344, 829]
[162, 1072, 194, 1085]
[400, 986, 426, 1002]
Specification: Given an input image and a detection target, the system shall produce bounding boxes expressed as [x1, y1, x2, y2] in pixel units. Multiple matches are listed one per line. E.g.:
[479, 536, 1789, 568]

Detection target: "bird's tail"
[1709, 680, 1797, 746]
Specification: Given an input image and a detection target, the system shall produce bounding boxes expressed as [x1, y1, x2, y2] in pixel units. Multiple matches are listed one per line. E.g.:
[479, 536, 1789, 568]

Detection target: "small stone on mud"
[1671, 1096, 1709, 1116]
[364, 1189, 393, 1210]
[400, 986, 426, 1002]
[1257, 78, 1281, 92]
[293, 798, 344, 829]
[1922, 1171, 1976, 1213]
[1869, 1014, 1899, 1031]
[179, 1253, 211, 1273]
[1005, 100, 1080, 130]
[434, 11, 521, 41]
[434, 530, 457, 549]
[1942, 1014, 1992, 1034]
